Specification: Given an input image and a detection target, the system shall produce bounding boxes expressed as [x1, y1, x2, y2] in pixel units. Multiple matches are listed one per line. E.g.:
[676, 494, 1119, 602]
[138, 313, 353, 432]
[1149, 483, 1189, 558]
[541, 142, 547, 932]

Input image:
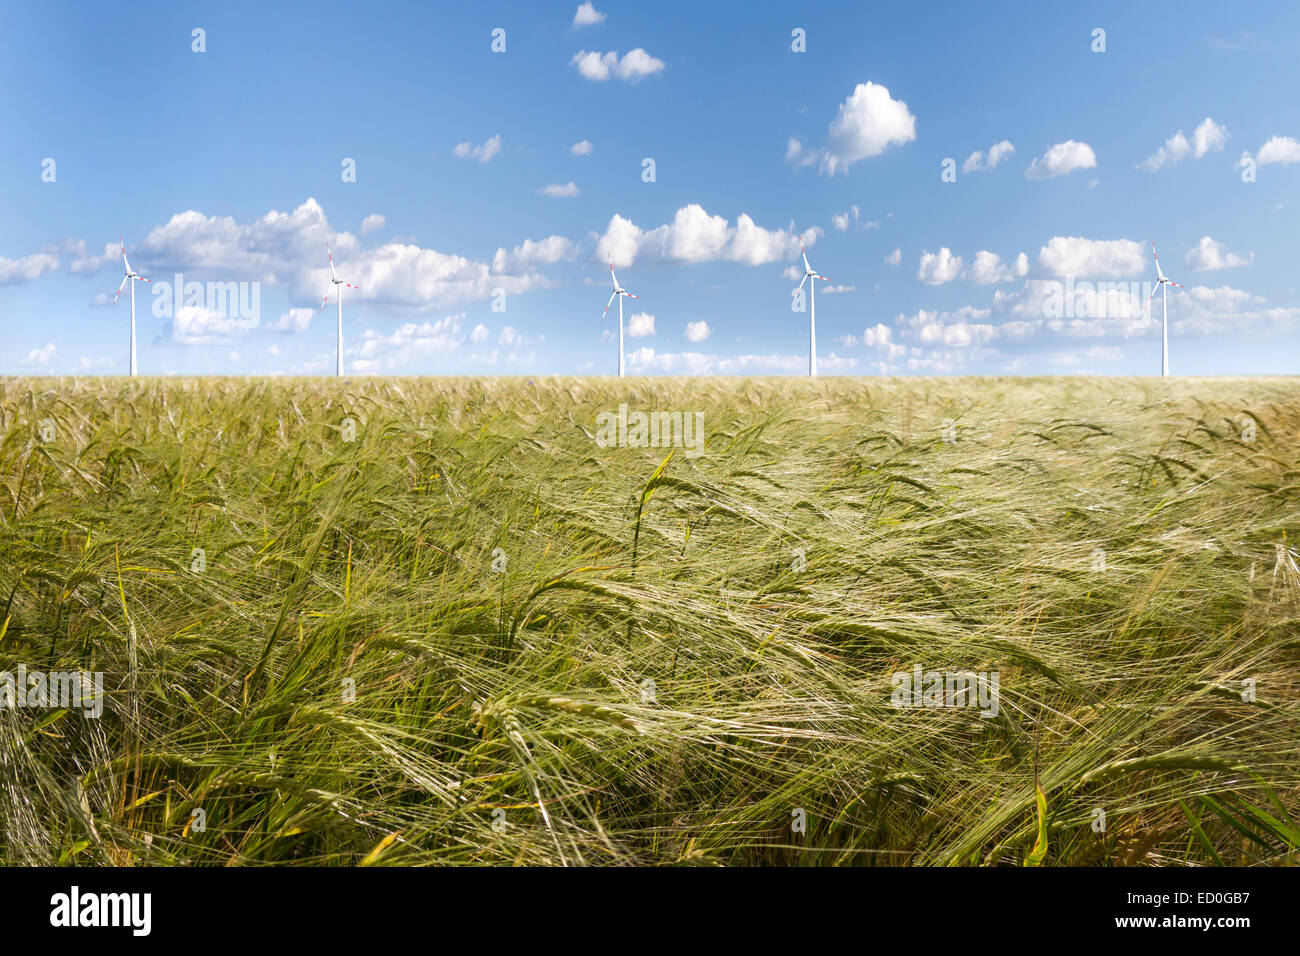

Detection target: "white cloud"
[172, 304, 258, 344]
[0, 251, 59, 285]
[1037, 236, 1145, 278]
[571, 139, 593, 156]
[20, 342, 56, 366]
[353, 314, 468, 370]
[498, 326, 521, 347]
[595, 204, 818, 268]
[917, 247, 964, 285]
[67, 240, 121, 276]
[360, 214, 386, 235]
[1140, 117, 1227, 171]
[453, 134, 502, 163]
[572, 2, 605, 27]
[1192, 117, 1229, 157]
[792, 82, 916, 175]
[832, 211, 850, 231]
[1050, 345, 1123, 366]
[626, 312, 655, 337]
[884, 248, 902, 267]
[1014, 252, 1029, 277]
[1257, 136, 1300, 165]
[1183, 236, 1251, 271]
[1025, 140, 1097, 180]
[539, 181, 580, 198]
[684, 320, 711, 342]
[267, 307, 315, 332]
[570, 49, 665, 82]
[492, 235, 576, 273]
[131, 197, 551, 313]
[627, 348, 807, 375]
[968, 251, 1016, 284]
[842, 323, 906, 359]
[470, 323, 489, 343]
[819, 284, 855, 294]
[963, 140, 1014, 173]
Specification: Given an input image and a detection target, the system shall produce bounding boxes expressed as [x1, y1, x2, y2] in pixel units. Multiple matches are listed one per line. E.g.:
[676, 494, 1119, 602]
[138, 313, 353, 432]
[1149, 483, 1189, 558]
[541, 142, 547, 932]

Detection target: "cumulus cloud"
[571, 49, 665, 82]
[1185, 236, 1251, 271]
[917, 247, 964, 285]
[492, 235, 576, 273]
[470, 323, 489, 343]
[684, 320, 711, 342]
[267, 308, 315, 332]
[360, 214, 386, 235]
[1025, 140, 1097, 180]
[21, 342, 56, 366]
[626, 348, 819, 375]
[963, 140, 1014, 173]
[453, 135, 502, 163]
[1037, 236, 1145, 278]
[595, 204, 818, 268]
[1140, 117, 1227, 171]
[352, 313, 468, 371]
[171, 304, 258, 344]
[572, 2, 605, 27]
[967, 250, 1016, 284]
[571, 140, 593, 156]
[791, 82, 917, 175]
[884, 248, 902, 267]
[0, 251, 59, 285]
[1256, 136, 1300, 165]
[539, 181, 580, 198]
[841, 323, 905, 359]
[121, 197, 553, 313]
[627, 312, 655, 337]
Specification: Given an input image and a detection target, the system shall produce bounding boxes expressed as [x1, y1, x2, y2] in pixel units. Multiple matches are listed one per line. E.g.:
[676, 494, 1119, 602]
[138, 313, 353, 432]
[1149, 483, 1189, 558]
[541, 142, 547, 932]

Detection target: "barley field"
[1, 375, 1297, 866]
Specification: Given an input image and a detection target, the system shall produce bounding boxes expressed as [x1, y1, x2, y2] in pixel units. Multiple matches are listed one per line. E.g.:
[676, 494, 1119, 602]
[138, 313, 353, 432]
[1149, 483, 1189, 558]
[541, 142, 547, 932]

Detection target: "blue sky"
[2, 0, 1298, 376]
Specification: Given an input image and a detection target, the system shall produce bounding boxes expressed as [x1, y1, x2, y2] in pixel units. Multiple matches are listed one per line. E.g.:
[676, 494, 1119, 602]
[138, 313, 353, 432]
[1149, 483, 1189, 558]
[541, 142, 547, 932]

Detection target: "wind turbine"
[112, 238, 151, 376]
[795, 242, 827, 376]
[319, 243, 359, 377]
[1148, 242, 1182, 377]
[601, 255, 639, 377]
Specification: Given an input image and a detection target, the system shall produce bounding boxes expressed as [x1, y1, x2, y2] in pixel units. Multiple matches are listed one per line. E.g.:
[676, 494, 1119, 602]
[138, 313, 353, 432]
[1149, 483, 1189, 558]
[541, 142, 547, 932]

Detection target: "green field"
[1, 375, 1298, 866]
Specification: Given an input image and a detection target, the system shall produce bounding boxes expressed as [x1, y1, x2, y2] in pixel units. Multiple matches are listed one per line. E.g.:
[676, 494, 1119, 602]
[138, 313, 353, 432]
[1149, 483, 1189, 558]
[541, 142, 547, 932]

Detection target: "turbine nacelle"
[601, 255, 638, 320]
[112, 238, 151, 305]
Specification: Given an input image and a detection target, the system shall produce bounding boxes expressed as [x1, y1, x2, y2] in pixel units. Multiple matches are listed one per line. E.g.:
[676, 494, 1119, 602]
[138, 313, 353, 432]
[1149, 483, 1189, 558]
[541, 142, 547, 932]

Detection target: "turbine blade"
[1169, 281, 1182, 288]
[1148, 284, 1160, 302]
[624, 292, 639, 299]
[135, 275, 151, 283]
[601, 291, 616, 319]
[120, 237, 132, 274]
[320, 290, 331, 311]
[797, 274, 808, 292]
[112, 274, 128, 305]
[327, 243, 338, 281]
[815, 274, 829, 281]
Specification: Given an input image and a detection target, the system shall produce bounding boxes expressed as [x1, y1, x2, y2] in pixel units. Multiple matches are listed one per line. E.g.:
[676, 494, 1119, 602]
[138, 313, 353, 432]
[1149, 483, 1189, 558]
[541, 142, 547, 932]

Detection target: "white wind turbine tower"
[1148, 241, 1182, 377]
[112, 238, 151, 376]
[795, 242, 828, 376]
[319, 243, 359, 377]
[601, 255, 639, 377]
